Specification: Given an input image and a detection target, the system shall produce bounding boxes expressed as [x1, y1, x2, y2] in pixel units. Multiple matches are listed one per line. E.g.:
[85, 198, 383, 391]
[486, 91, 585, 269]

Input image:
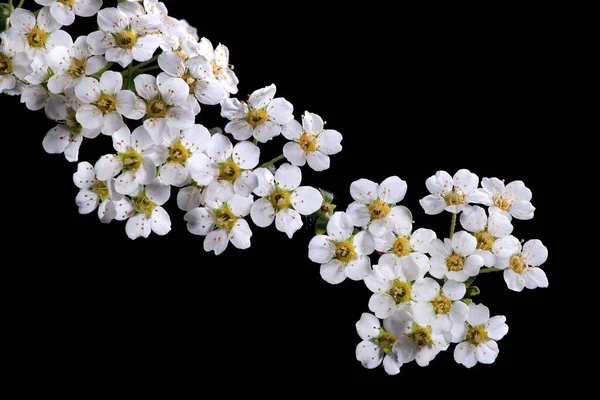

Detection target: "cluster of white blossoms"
[308, 169, 548, 373]
[0, 0, 343, 250]
[1, 1, 549, 374]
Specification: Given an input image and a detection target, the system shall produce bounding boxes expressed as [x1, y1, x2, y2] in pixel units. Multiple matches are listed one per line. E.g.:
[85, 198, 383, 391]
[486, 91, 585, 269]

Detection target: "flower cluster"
[0, 0, 343, 252]
[307, 170, 548, 373]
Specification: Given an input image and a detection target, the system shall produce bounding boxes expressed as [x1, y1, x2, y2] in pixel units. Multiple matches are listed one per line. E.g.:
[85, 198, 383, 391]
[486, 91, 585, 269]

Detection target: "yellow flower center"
[27, 27, 48, 48]
[132, 193, 156, 217]
[334, 241, 356, 263]
[466, 326, 488, 345]
[509, 254, 525, 274]
[114, 30, 137, 50]
[392, 236, 411, 257]
[92, 181, 109, 200]
[146, 98, 168, 118]
[376, 330, 397, 355]
[494, 196, 511, 211]
[120, 149, 143, 172]
[413, 325, 432, 347]
[299, 132, 318, 153]
[68, 57, 87, 78]
[96, 92, 117, 114]
[244, 107, 268, 128]
[214, 206, 236, 230]
[475, 231, 494, 251]
[0, 54, 12, 75]
[269, 188, 292, 211]
[433, 295, 452, 314]
[446, 253, 464, 272]
[218, 160, 241, 182]
[66, 109, 82, 135]
[211, 61, 223, 78]
[389, 280, 411, 304]
[182, 72, 196, 94]
[167, 142, 189, 164]
[58, 0, 75, 6]
[445, 191, 464, 206]
[368, 199, 390, 220]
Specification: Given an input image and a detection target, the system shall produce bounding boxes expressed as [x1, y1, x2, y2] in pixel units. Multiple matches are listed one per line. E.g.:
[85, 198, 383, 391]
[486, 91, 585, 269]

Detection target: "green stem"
[91, 62, 113, 79]
[16, 0, 24, 8]
[136, 65, 161, 74]
[8, 0, 13, 11]
[479, 268, 502, 274]
[259, 154, 284, 168]
[132, 55, 159, 71]
[127, 63, 133, 91]
[449, 213, 457, 239]
[253, 138, 258, 146]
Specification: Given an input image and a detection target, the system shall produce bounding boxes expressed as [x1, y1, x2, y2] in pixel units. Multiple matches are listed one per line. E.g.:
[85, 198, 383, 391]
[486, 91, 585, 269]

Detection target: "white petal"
[487, 211, 513, 238]
[204, 229, 229, 255]
[274, 163, 301, 190]
[350, 178, 378, 203]
[317, 129, 343, 155]
[283, 142, 307, 166]
[75, 190, 99, 214]
[177, 187, 203, 212]
[50, 2, 75, 26]
[346, 255, 371, 281]
[410, 228, 437, 254]
[158, 51, 184, 77]
[354, 231, 375, 256]
[207, 132, 233, 162]
[134, 73, 159, 100]
[523, 239, 548, 266]
[229, 219, 252, 250]
[308, 235, 335, 264]
[378, 176, 407, 204]
[291, 186, 322, 215]
[449, 300, 469, 324]
[99, 71, 122, 95]
[160, 162, 188, 186]
[320, 260, 346, 285]
[94, 154, 122, 180]
[250, 198, 275, 228]
[281, 119, 302, 140]
[429, 257, 447, 279]
[252, 168, 275, 197]
[248, 84, 276, 109]
[368, 293, 396, 319]
[145, 178, 171, 205]
[419, 195, 446, 215]
[452, 231, 477, 256]
[114, 170, 138, 195]
[125, 214, 151, 240]
[232, 140, 260, 169]
[413, 302, 435, 326]
[486, 316, 509, 340]
[475, 340, 499, 364]
[355, 313, 381, 341]
[75, 76, 100, 103]
[116, 90, 136, 115]
[306, 151, 330, 171]
[275, 208, 303, 238]
[267, 97, 294, 125]
[150, 206, 171, 236]
[10, 9, 36, 34]
[102, 112, 124, 135]
[42, 125, 70, 154]
[526, 267, 548, 289]
[454, 342, 477, 368]
[355, 341, 383, 370]
[463, 255, 483, 276]
[220, 98, 246, 120]
[509, 200, 535, 220]
[388, 206, 412, 236]
[426, 170, 453, 196]
[492, 235, 521, 259]
[194, 78, 227, 105]
[131, 35, 161, 62]
[184, 207, 215, 235]
[504, 269, 525, 292]
[459, 205, 487, 233]
[233, 170, 258, 198]
[326, 212, 353, 242]
[253, 121, 281, 143]
[225, 120, 253, 141]
[412, 277, 440, 302]
[188, 153, 218, 185]
[346, 202, 370, 227]
[442, 280, 466, 301]
[415, 344, 439, 367]
[73, 0, 102, 17]
[467, 303, 490, 326]
[73, 161, 96, 189]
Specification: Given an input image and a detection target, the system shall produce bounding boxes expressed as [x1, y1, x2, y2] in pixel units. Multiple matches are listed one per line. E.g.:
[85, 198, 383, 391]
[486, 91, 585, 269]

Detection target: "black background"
[3, 0, 565, 389]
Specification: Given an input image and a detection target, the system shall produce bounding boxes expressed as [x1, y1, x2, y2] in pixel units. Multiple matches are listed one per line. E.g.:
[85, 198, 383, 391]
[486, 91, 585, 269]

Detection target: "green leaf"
[318, 189, 334, 204]
[315, 213, 331, 235]
[464, 276, 476, 287]
[209, 127, 223, 135]
[466, 286, 480, 297]
[461, 298, 472, 305]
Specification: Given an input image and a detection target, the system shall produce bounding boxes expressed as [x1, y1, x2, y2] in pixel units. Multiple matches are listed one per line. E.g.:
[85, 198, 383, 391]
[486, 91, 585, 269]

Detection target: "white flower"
[251, 163, 323, 238]
[496, 239, 549, 292]
[184, 194, 254, 255]
[20, 59, 68, 120]
[122, 178, 172, 240]
[46, 35, 106, 94]
[419, 169, 489, 215]
[221, 84, 294, 143]
[459, 205, 514, 267]
[158, 52, 228, 107]
[94, 125, 157, 195]
[73, 161, 122, 223]
[8, 7, 72, 59]
[34, 0, 102, 27]
[75, 71, 136, 135]
[429, 231, 484, 282]
[355, 313, 404, 375]
[363, 254, 416, 318]
[479, 177, 535, 220]
[42, 107, 101, 162]
[281, 111, 343, 171]
[412, 278, 469, 335]
[454, 303, 508, 368]
[152, 124, 210, 187]
[390, 310, 450, 367]
[176, 183, 205, 212]
[308, 212, 374, 284]
[0, 29, 33, 94]
[197, 37, 238, 95]
[346, 176, 409, 237]
[374, 228, 436, 280]
[87, 7, 161, 67]
[189, 133, 259, 202]
[130, 73, 195, 144]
